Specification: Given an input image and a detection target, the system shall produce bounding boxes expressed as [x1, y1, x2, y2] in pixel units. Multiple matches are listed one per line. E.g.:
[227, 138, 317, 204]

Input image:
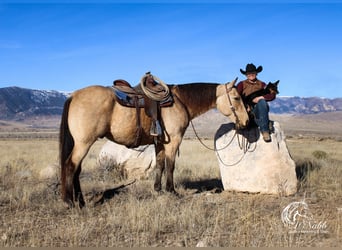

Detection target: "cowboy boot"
[261, 131, 271, 143]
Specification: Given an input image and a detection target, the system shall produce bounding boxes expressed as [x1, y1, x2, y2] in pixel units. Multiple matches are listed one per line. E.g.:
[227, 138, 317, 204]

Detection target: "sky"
[0, 1, 341, 98]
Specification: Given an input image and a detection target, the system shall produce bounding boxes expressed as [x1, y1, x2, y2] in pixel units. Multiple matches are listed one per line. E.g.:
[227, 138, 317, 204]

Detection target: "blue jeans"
[251, 99, 270, 132]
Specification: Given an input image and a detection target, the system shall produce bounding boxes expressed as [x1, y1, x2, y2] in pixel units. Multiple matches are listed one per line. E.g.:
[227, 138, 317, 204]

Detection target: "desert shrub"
[0, 163, 14, 190]
[96, 160, 125, 183]
[312, 150, 328, 160]
[295, 158, 322, 182]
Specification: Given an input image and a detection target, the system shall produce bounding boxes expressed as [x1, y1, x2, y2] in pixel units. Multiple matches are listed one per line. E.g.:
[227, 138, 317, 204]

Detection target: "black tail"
[59, 97, 74, 168]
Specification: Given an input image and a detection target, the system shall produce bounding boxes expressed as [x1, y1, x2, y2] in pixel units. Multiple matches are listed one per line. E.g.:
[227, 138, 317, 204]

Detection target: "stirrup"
[150, 120, 162, 137]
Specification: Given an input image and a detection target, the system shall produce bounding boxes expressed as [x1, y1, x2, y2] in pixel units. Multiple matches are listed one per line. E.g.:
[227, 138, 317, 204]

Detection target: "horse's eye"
[233, 97, 240, 101]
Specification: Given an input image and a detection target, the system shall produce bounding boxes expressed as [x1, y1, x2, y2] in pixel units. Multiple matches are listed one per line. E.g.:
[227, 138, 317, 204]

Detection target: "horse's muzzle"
[235, 120, 249, 130]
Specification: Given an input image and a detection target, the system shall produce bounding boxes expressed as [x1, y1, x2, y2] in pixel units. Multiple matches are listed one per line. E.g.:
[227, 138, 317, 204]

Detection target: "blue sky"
[0, 1, 341, 98]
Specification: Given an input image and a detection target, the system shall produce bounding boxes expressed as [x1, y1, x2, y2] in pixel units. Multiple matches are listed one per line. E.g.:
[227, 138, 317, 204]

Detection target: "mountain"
[270, 96, 342, 114]
[0, 86, 341, 120]
[0, 86, 68, 120]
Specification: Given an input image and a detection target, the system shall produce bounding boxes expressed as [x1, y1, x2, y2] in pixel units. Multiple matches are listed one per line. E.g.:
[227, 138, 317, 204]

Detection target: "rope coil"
[139, 72, 170, 101]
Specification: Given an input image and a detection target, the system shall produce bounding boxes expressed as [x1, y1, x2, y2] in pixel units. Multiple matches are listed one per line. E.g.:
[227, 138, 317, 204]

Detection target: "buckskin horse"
[59, 74, 249, 208]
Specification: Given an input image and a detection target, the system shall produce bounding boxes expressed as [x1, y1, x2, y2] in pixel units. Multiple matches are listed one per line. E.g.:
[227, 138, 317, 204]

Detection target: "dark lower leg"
[61, 160, 76, 207]
[73, 165, 85, 208]
[154, 145, 165, 191]
[165, 158, 176, 193]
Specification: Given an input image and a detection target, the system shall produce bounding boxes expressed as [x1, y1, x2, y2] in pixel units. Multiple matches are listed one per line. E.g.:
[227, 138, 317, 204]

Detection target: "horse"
[59, 75, 249, 208]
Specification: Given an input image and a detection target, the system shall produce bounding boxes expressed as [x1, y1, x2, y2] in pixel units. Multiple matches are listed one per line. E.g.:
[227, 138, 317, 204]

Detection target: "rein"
[190, 120, 216, 151]
[215, 129, 257, 167]
[190, 119, 257, 166]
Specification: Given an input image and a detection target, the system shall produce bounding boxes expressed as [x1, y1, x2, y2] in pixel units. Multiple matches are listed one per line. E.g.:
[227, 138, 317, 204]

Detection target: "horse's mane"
[171, 83, 219, 118]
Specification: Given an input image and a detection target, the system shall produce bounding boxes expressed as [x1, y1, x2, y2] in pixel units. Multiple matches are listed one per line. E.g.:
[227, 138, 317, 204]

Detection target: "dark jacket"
[237, 79, 276, 105]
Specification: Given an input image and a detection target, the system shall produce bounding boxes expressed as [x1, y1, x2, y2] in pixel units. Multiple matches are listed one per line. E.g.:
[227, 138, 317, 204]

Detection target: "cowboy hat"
[240, 63, 263, 75]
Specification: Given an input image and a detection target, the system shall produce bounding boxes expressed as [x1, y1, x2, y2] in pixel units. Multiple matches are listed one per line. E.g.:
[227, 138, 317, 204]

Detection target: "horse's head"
[216, 78, 249, 129]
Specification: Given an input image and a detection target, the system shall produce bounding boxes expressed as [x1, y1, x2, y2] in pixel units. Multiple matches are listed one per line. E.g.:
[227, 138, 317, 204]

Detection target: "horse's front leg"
[164, 142, 180, 194]
[154, 143, 165, 192]
[165, 155, 177, 193]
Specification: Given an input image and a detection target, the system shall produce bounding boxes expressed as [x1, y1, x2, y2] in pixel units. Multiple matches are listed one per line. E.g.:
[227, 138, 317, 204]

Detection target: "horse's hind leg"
[62, 142, 92, 208]
[61, 157, 76, 207]
[73, 162, 85, 207]
[154, 143, 165, 192]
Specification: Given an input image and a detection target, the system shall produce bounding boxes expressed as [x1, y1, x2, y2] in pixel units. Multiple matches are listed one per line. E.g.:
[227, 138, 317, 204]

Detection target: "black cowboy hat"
[240, 63, 263, 75]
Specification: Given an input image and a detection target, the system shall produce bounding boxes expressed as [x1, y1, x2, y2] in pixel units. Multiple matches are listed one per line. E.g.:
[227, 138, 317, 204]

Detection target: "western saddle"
[112, 72, 173, 146]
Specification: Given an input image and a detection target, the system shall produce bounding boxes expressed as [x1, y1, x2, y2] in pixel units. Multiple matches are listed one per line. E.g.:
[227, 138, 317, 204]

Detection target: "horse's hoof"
[154, 184, 162, 192]
[171, 190, 182, 198]
[78, 201, 86, 209]
[63, 199, 75, 209]
[154, 190, 164, 196]
[165, 188, 181, 197]
[77, 197, 86, 209]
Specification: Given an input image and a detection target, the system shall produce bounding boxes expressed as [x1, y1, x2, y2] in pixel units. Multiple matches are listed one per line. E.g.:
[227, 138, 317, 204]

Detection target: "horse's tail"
[59, 97, 74, 169]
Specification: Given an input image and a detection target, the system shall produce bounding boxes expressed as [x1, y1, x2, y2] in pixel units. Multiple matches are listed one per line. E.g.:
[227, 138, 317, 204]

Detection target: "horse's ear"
[274, 80, 280, 86]
[226, 77, 238, 88]
[233, 77, 238, 86]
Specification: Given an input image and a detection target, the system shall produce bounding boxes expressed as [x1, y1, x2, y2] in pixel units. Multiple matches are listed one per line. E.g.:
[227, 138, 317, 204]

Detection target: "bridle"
[224, 79, 240, 127]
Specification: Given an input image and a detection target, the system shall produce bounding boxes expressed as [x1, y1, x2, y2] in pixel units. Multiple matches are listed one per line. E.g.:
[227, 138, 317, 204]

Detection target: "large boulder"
[97, 141, 156, 180]
[215, 121, 297, 196]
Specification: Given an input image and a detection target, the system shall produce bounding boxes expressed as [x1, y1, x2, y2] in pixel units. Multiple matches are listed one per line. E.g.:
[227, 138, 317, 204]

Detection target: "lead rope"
[215, 128, 258, 167]
[190, 120, 237, 151]
[215, 133, 257, 167]
[190, 119, 257, 167]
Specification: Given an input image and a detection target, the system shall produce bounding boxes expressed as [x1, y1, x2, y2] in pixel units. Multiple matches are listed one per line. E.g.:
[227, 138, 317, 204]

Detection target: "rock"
[39, 163, 58, 180]
[215, 121, 297, 196]
[97, 141, 156, 180]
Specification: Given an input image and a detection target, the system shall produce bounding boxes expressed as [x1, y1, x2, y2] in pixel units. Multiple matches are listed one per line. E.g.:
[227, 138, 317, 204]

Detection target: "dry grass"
[0, 132, 341, 247]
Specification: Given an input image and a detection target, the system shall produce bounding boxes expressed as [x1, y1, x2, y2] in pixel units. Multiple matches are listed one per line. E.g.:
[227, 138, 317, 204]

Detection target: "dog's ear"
[274, 80, 280, 86]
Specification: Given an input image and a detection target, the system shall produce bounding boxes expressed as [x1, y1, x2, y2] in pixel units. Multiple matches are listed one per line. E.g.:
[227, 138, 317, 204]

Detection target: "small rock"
[39, 163, 58, 180]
